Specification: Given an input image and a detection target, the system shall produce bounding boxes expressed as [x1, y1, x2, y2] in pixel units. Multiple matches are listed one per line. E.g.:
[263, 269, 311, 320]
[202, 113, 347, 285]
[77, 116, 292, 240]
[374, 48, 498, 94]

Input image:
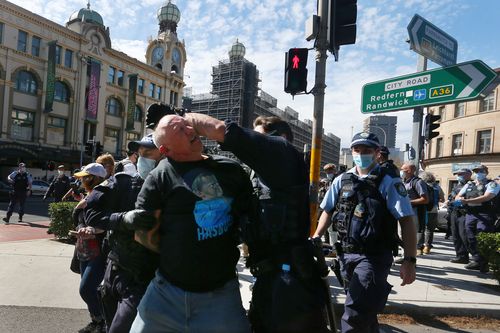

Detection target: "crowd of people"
[2, 112, 499, 333]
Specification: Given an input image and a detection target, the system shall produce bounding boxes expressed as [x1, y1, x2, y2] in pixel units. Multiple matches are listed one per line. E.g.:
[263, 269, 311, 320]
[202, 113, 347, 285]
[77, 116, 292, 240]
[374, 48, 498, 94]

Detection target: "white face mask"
[58, 170, 64, 176]
[326, 173, 334, 180]
[137, 157, 157, 179]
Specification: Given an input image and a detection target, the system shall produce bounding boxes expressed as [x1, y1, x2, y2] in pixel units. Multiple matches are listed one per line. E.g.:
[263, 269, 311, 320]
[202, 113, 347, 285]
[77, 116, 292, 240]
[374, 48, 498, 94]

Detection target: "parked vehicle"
[0, 181, 11, 202]
[31, 180, 50, 196]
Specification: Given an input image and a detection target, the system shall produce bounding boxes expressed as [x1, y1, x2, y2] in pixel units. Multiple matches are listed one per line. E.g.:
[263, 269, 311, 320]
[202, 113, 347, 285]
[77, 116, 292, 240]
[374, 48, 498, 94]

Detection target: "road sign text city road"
[361, 60, 497, 114]
[407, 14, 458, 67]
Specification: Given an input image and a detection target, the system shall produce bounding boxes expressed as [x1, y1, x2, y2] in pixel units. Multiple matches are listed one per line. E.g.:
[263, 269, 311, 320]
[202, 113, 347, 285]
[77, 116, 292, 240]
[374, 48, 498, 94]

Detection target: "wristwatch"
[403, 256, 417, 264]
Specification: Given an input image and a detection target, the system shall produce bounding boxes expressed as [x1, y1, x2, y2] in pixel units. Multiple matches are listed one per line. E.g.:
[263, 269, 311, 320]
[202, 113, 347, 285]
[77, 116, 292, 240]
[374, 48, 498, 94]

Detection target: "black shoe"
[78, 320, 104, 333]
[18, 216, 23, 222]
[464, 261, 481, 270]
[450, 257, 469, 264]
[2, 217, 9, 225]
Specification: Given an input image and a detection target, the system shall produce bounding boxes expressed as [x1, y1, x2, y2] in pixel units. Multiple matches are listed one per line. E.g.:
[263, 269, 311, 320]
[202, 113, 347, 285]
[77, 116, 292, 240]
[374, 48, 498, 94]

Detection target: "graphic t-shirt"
[135, 155, 253, 292]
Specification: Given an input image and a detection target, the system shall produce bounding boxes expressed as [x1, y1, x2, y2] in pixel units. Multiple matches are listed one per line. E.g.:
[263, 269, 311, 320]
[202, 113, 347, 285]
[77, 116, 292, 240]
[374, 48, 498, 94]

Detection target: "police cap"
[128, 133, 156, 151]
[472, 164, 488, 173]
[350, 132, 380, 148]
[452, 168, 472, 175]
[379, 146, 390, 155]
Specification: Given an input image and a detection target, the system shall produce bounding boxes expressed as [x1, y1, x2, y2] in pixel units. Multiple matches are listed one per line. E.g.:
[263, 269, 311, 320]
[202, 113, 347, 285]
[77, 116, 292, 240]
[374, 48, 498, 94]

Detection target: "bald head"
[401, 163, 416, 180]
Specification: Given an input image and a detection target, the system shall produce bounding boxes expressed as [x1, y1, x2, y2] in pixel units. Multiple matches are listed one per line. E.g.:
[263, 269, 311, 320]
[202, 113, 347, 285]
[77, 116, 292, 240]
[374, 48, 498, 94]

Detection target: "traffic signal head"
[328, 0, 357, 57]
[424, 114, 441, 141]
[95, 142, 103, 157]
[284, 48, 308, 95]
[84, 141, 94, 157]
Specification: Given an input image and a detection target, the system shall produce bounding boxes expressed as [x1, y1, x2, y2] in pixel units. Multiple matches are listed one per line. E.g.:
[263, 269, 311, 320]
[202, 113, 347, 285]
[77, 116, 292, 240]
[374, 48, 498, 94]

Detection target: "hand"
[123, 209, 158, 229]
[400, 261, 416, 286]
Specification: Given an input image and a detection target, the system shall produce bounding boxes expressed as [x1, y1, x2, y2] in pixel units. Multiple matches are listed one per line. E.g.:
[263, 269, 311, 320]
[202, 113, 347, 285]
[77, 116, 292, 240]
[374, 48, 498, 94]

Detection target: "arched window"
[171, 65, 179, 74]
[54, 81, 70, 102]
[134, 105, 143, 122]
[15, 70, 37, 94]
[107, 97, 122, 116]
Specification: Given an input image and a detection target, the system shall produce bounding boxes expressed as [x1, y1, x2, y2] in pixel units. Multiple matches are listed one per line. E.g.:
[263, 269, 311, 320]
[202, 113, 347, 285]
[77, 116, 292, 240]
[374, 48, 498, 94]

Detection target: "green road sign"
[407, 14, 458, 67]
[361, 60, 497, 114]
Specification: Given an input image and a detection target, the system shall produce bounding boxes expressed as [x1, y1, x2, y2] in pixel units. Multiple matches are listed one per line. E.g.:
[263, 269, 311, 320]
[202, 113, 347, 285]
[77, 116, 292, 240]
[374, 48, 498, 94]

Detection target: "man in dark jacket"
[377, 146, 399, 177]
[84, 134, 163, 333]
[44, 165, 71, 202]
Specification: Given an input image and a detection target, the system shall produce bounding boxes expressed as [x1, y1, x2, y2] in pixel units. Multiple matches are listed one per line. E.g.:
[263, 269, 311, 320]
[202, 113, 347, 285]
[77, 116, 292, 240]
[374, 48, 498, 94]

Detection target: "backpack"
[411, 177, 435, 211]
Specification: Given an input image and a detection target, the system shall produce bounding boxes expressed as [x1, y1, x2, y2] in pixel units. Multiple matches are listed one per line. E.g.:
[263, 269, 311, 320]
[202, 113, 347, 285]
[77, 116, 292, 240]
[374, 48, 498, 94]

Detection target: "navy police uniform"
[220, 120, 328, 333]
[4, 168, 32, 223]
[448, 171, 470, 263]
[458, 178, 499, 270]
[321, 164, 413, 332]
[45, 174, 71, 202]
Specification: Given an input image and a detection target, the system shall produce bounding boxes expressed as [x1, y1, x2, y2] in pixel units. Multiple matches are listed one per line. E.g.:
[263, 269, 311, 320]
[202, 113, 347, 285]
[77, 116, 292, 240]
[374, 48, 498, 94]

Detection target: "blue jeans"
[130, 271, 250, 333]
[80, 255, 106, 319]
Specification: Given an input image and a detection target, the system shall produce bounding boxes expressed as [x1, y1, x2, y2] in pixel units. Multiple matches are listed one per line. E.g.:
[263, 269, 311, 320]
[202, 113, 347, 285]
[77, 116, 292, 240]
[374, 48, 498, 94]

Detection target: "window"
[0, 23, 4, 44]
[104, 127, 120, 154]
[117, 70, 124, 86]
[54, 81, 70, 102]
[477, 130, 492, 154]
[138, 79, 144, 94]
[435, 137, 443, 158]
[105, 127, 120, 138]
[15, 70, 37, 94]
[11, 109, 34, 141]
[55, 45, 62, 65]
[31, 36, 41, 57]
[107, 97, 122, 116]
[149, 83, 155, 98]
[47, 116, 66, 145]
[454, 102, 465, 118]
[438, 106, 445, 121]
[17, 30, 28, 52]
[134, 105, 143, 122]
[108, 66, 116, 84]
[451, 134, 463, 156]
[64, 49, 73, 68]
[156, 86, 162, 100]
[481, 92, 495, 112]
[127, 132, 140, 141]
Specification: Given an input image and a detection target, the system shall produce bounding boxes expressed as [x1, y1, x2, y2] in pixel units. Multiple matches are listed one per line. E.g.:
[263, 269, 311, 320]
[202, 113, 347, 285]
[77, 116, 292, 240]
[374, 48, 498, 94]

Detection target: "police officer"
[84, 134, 162, 333]
[320, 163, 338, 253]
[377, 146, 399, 176]
[3, 163, 32, 224]
[455, 165, 499, 272]
[44, 165, 71, 202]
[447, 168, 472, 264]
[314, 132, 416, 333]
[186, 113, 329, 332]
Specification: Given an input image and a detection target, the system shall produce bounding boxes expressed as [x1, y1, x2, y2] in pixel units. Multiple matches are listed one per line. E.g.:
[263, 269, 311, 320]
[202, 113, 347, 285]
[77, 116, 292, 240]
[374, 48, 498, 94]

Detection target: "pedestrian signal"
[284, 48, 308, 95]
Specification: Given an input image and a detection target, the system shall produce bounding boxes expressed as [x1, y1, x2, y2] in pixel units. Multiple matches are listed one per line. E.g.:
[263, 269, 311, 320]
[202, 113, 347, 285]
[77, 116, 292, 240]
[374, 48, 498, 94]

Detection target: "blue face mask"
[137, 157, 156, 179]
[352, 154, 374, 169]
[400, 171, 405, 179]
[475, 172, 487, 182]
[326, 173, 334, 180]
[456, 175, 465, 183]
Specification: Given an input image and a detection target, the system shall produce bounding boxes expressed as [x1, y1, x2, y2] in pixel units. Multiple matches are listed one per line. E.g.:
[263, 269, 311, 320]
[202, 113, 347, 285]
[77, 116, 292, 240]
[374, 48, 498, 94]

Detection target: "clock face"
[152, 46, 163, 63]
[172, 48, 181, 65]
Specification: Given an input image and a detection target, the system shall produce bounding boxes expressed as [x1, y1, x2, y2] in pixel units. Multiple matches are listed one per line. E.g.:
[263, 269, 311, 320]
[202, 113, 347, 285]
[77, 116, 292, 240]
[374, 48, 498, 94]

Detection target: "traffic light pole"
[309, 0, 329, 236]
[411, 55, 427, 175]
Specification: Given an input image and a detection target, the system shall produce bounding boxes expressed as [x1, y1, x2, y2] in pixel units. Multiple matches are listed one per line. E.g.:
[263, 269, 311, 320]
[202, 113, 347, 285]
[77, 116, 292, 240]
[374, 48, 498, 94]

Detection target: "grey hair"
[420, 171, 436, 184]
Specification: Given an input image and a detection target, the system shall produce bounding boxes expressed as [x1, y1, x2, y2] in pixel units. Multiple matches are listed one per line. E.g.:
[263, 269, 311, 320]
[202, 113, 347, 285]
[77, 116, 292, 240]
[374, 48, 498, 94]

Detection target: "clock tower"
[147, 1, 186, 79]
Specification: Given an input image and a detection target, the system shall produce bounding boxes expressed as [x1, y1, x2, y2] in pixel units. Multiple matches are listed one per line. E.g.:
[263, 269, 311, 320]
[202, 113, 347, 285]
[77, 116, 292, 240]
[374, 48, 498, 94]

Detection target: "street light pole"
[369, 125, 387, 146]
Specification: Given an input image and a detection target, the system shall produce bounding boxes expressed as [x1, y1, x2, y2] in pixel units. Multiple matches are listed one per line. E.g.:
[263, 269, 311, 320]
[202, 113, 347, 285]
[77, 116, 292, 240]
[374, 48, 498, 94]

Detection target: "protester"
[96, 153, 115, 181]
[419, 171, 444, 254]
[447, 168, 472, 264]
[123, 115, 253, 333]
[72, 163, 107, 333]
[186, 113, 329, 332]
[314, 132, 416, 332]
[455, 165, 499, 272]
[44, 165, 71, 202]
[3, 163, 32, 224]
[84, 134, 162, 333]
[401, 163, 429, 255]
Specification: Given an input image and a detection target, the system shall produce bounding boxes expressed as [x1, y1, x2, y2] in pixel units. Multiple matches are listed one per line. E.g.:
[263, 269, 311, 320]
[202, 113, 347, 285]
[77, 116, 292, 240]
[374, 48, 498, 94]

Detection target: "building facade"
[423, 72, 499, 196]
[0, 0, 186, 179]
[188, 41, 341, 170]
[363, 115, 397, 148]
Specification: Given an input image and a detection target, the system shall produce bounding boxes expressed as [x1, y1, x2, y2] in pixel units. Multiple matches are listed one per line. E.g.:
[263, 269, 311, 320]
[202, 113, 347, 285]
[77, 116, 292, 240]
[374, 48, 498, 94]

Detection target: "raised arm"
[185, 113, 226, 142]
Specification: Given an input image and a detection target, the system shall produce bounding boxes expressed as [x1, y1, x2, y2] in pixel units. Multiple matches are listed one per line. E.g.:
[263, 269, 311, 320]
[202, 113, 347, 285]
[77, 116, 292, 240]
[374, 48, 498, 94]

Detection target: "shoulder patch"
[489, 182, 497, 188]
[395, 182, 407, 197]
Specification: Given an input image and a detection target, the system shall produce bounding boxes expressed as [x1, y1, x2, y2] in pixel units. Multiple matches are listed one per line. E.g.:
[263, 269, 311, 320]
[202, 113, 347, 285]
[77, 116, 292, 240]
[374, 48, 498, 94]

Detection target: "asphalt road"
[0, 195, 50, 219]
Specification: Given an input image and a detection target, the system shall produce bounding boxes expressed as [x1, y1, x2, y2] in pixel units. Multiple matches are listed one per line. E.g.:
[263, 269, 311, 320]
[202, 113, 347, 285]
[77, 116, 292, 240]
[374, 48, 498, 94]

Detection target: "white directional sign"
[407, 14, 458, 67]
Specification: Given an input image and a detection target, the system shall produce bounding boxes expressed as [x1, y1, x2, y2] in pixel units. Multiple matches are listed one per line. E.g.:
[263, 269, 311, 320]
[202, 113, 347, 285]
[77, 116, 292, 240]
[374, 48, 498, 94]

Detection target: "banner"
[87, 60, 101, 120]
[43, 41, 57, 113]
[126, 74, 138, 130]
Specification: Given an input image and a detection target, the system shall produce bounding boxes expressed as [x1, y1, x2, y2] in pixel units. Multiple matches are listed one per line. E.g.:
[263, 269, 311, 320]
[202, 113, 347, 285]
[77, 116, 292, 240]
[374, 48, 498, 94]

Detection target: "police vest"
[13, 173, 29, 192]
[463, 180, 495, 215]
[332, 168, 398, 254]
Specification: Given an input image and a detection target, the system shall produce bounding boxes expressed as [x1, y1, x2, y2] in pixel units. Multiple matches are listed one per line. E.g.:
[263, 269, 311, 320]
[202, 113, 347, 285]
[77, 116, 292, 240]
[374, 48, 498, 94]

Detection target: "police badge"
[395, 183, 407, 196]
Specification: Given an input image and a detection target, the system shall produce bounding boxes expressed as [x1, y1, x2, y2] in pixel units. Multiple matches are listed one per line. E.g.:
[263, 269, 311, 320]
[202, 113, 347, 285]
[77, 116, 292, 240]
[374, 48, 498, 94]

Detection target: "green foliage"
[477, 232, 500, 284]
[48, 201, 78, 239]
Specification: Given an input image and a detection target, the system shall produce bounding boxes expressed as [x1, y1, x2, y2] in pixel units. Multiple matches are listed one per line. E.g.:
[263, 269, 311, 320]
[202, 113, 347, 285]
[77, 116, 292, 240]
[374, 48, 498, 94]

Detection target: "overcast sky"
[11, 0, 500, 148]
